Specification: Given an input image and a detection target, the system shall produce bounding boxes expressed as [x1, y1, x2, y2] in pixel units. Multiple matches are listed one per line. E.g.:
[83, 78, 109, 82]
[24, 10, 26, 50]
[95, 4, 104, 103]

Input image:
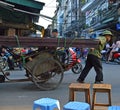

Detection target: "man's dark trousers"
[78, 54, 103, 82]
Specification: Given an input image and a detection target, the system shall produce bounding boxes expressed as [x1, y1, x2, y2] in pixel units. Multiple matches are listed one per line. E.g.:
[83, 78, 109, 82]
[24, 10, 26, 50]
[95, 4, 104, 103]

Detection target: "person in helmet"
[77, 30, 113, 84]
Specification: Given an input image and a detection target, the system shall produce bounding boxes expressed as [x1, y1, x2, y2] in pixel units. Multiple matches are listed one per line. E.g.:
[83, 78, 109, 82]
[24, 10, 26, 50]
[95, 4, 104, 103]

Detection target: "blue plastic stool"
[33, 98, 60, 110]
[63, 101, 90, 110]
[108, 106, 120, 110]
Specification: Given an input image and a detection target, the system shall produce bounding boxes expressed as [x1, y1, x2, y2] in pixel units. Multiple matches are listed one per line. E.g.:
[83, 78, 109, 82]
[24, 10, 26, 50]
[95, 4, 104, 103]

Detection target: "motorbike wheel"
[0, 56, 8, 71]
[71, 63, 82, 74]
[115, 57, 120, 64]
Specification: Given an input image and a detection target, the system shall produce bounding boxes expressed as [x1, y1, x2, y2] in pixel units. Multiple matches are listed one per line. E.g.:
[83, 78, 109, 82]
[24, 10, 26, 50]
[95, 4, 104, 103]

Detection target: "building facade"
[81, 0, 120, 38]
[56, 0, 84, 37]
[56, 0, 120, 38]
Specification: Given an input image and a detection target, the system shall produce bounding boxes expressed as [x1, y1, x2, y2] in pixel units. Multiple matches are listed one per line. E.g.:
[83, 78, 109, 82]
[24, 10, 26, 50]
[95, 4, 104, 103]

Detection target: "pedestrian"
[77, 30, 113, 84]
[107, 38, 120, 62]
[51, 29, 66, 63]
[101, 38, 114, 61]
[1, 47, 14, 70]
[51, 29, 59, 38]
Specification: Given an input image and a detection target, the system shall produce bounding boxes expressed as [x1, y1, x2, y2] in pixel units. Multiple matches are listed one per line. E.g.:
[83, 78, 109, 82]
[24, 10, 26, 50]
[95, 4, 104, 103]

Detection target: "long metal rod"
[0, 36, 99, 48]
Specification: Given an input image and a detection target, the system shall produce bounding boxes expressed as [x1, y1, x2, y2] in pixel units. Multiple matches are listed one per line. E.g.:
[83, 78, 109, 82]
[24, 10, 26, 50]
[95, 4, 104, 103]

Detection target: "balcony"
[86, 4, 120, 31]
[99, 4, 118, 24]
[81, 0, 101, 12]
[83, 2, 119, 27]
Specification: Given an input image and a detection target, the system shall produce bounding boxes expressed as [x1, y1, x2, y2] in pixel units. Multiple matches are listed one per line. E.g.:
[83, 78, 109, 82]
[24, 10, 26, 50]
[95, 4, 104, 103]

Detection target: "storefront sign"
[116, 23, 120, 30]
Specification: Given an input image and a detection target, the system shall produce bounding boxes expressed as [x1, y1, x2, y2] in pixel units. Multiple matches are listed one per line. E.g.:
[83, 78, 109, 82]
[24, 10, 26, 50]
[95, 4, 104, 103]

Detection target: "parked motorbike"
[101, 49, 120, 64]
[111, 52, 120, 64]
[66, 48, 83, 74]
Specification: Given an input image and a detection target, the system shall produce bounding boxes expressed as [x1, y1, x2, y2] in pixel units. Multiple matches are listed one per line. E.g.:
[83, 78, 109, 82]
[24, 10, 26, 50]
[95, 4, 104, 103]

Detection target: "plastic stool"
[33, 98, 60, 110]
[108, 106, 120, 110]
[63, 101, 90, 110]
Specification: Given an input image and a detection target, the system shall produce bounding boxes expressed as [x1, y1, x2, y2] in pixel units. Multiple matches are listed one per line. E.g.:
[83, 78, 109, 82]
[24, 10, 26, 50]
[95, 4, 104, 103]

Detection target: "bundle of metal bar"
[0, 36, 99, 48]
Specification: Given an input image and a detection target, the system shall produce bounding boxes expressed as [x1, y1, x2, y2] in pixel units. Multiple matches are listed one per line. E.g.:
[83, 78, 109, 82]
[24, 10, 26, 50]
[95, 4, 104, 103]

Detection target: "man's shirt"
[88, 36, 106, 58]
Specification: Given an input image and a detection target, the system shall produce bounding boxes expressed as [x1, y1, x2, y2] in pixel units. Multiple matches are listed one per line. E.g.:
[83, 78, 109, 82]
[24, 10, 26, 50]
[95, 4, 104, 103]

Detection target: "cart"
[0, 36, 99, 90]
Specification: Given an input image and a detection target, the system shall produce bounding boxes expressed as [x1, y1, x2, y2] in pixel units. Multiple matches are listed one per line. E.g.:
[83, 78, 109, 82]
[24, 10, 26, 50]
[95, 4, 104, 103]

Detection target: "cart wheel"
[32, 58, 64, 90]
[71, 63, 82, 74]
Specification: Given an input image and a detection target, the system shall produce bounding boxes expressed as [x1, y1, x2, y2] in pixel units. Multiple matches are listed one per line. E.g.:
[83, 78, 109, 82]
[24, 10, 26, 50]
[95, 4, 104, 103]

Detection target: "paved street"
[0, 61, 120, 110]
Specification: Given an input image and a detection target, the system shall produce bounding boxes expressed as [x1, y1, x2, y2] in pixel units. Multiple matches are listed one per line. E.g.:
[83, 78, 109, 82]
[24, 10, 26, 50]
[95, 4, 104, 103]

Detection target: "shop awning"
[3, 0, 45, 10]
[0, 0, 45, 33]
[0, 0, 45, 26]
[0, 0, 45, 22]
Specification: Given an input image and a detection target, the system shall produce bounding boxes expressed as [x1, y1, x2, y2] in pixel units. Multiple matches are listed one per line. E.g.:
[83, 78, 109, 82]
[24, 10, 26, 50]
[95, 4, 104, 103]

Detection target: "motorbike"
[65, 47, 83, 74]
[111, 52, 120, 64]
[101, 49, 120, 64]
